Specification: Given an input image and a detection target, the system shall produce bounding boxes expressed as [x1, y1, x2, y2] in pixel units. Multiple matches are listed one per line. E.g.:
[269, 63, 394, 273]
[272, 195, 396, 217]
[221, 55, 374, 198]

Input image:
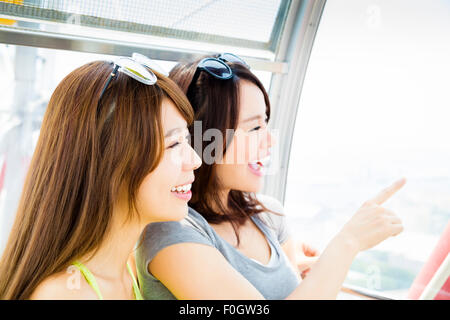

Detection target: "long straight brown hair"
[169, 56, 279, 245]
[0, 60, 193, 300]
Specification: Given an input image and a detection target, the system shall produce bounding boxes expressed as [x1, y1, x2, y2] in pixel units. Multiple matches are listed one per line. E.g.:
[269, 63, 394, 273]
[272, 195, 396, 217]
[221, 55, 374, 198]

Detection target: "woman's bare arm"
[150, 178, 405, 300]
[149, 242, 265, 300]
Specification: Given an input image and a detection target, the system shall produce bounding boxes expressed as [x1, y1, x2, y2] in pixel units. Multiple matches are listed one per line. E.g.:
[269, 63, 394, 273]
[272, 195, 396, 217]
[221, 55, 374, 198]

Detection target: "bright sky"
[284, 0, 450, 265]
[287, 0, 450, 184]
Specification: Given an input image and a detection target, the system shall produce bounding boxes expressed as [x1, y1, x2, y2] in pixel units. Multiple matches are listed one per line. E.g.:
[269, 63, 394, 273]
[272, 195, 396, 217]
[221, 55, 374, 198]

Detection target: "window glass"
[285, 0, 450, 299]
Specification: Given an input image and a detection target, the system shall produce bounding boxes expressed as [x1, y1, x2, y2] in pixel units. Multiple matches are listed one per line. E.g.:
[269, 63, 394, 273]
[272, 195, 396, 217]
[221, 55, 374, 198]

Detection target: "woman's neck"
[77, 209, 143, 281]
[210, 188, 231, 214]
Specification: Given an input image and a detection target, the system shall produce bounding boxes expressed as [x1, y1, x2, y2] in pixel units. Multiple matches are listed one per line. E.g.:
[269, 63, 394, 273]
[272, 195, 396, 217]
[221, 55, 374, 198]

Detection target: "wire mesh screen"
[0, 0, 291, 51]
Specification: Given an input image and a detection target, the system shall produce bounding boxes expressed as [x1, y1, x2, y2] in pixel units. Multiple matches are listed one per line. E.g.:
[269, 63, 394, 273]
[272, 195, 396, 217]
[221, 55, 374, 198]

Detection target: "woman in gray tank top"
[135, 53, 406, 299]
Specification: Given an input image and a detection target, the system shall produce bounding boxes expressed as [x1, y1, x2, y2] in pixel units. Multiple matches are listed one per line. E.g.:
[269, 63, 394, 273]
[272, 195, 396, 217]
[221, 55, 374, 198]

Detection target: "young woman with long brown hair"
[0, 54, 201, 300]
[135, 53, 406, 300]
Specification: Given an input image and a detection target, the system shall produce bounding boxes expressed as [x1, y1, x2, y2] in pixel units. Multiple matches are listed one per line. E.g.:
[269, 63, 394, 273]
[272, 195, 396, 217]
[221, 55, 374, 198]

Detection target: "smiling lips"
[248, 156, 270, 177]
[171, 182, 193, 201]
[171, 156, 270, 200]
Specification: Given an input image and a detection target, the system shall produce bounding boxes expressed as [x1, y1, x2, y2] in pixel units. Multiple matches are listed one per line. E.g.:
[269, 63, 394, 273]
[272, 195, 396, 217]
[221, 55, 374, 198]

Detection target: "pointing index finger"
[371, 177, 407, 205]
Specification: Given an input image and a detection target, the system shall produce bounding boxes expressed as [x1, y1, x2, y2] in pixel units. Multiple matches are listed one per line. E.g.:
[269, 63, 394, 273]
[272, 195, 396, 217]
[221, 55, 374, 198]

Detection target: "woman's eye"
[249, 126, 261, 132]
[168, 142, 180, 149]
[167, 133, 190, 149]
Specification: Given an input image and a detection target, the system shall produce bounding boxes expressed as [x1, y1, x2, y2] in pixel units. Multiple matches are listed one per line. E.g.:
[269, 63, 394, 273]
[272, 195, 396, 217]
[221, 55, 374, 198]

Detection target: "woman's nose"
[184, 145, 202, 171]
[261, 128, 274, 151]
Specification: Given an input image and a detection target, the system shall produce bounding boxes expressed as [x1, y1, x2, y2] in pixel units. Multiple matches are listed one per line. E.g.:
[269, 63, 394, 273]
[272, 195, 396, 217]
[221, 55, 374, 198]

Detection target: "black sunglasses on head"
[186, 53, 250, 101]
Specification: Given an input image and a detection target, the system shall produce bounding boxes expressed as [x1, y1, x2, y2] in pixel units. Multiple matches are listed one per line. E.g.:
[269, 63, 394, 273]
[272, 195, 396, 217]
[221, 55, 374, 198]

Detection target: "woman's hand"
[337, 177, 406, 253]
[295, 241, 320, 279]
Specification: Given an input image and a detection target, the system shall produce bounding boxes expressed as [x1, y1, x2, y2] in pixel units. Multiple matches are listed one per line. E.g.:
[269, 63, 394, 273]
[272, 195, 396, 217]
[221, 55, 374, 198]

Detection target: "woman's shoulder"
[30, 266, 97, 300]
[185, 206, 212, 232]
[137, 207, 216, 260]
[141, 207, 212, 240]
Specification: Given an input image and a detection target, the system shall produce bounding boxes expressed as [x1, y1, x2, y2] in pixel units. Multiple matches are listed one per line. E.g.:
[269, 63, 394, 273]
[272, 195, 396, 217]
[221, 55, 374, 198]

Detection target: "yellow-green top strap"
[72, 261, 142, 300]
[72, 260, 104, 300]
[126, 262, 143, 300]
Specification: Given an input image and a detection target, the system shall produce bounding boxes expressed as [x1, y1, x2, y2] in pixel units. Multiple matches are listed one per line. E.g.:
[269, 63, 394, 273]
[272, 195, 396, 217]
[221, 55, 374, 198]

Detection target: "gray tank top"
[135, 194, 301, 299]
